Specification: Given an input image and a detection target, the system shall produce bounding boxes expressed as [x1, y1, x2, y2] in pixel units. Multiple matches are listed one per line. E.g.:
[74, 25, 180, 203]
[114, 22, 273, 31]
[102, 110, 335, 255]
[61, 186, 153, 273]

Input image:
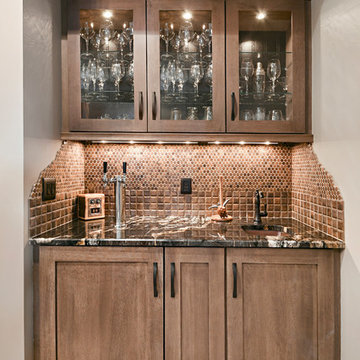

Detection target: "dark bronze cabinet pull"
[153, 262, 158, 298]
[139, 91, 144, 120]
[231, 92, 236, 121]
[171, 262, 175, 298]
[232, 263, 237, 298]
[152, 92, 157, 120]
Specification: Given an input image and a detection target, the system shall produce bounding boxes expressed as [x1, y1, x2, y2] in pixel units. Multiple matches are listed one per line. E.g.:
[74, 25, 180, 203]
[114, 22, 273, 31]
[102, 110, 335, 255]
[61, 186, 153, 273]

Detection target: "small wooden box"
[78, 194, 105, 220]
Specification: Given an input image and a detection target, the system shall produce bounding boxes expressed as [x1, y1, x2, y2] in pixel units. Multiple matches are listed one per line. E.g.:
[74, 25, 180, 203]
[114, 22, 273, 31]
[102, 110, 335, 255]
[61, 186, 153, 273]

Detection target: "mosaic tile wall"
[84, 144, 292, 220]
[28, 141, 344, 241]
[29, 141, 85, 237]
[291, 144, 345, 240]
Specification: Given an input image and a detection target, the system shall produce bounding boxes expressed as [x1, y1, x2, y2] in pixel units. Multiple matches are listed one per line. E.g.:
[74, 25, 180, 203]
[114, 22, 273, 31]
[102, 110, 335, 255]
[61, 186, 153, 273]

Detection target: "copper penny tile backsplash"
[28, 141, 344, 241]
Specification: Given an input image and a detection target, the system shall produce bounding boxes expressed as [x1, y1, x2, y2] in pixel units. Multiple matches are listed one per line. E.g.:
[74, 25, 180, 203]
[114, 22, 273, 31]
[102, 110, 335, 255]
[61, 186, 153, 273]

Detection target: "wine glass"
[160, 23, 175, 60]
[124, 22, 134, 60]
[80, 22, 95, 59]
[190, 62, 203, 99]
[175, 62, 186, 102]
[204, 62, 213, 101]
[91, 33, 102, 60]
[201, 23, 213, 62]
[96, 65, 108, 101]
[117, 31, 129, 63]
[81, 63, 92, 101]
[240, 59, 254, 95]
[88, 60, 98, 93]
[179, 20, 196, 62]
[111, 61, 125, 100]
[196, 33, 207, 65]
[267, 58, 281, 94]
[167, 61, 177, 96]
[172, 34, 182, 60]
[99, 19, 115, 62]
[161, 64, 170, 93]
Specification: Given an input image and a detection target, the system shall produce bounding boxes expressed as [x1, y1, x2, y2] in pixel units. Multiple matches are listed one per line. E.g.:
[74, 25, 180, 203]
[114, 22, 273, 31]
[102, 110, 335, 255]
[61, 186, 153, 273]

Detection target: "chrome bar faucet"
[254, 189, 268, 225]
[103, 161, 127, 228]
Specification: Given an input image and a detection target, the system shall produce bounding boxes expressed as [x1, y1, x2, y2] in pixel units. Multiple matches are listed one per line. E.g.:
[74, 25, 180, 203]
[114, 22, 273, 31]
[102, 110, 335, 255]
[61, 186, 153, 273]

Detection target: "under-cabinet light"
[239, 141, 245, 145]
[265, 141, 270, 145]
[157, 141, 163, 144]
[182, 11, 192, 20]
[214, 141, 220, 144]
[103, 10, 113, 19]
[129, 140, 135, 144]
[256, 11, 267, 20]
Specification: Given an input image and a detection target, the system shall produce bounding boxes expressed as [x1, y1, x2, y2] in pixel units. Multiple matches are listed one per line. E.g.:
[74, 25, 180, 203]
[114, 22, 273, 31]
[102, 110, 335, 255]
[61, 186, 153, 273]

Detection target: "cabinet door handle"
[171, 262, 175, 298]
[232, 263, 237, 298]
[231, 92, 236, 121]
[139, 91, 144, 120]
[152, 92, 157, 120]
[153, 262, 158, 298]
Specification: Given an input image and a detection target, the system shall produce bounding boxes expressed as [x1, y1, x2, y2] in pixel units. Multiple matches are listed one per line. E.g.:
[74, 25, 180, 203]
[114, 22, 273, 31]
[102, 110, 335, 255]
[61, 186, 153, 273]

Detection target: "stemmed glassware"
[80, 22, 95, 59]
[124, 22, 134, 60]
[167, 61, 177, 96]
[204, 62, 213, 101]
[267, 58, 281, 94]
[190, 62, 204, 99]
[179, 19, 196, 62]
[99, 19, 115, 62]
[240, 59, 254, 96]
[81, 63, 92, 101]
[161, 64, 170, 93]
[201, 23, 213, 62]
[160, 23, 175, 60]
[88, 60, 98, 93]
[91, 33, 102, 60]
[117, 31, 129, 64]
[96, 65, 108, 101]
[197, 32, 207, 65]
[175, 62, 186, 101]
[172, 34, 182, 60]
[111, 61, 125, 100]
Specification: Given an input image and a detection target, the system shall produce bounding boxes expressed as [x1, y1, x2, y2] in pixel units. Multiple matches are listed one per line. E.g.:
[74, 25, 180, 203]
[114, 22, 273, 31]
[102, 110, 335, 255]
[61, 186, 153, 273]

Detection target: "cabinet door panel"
[66, 0, 147, 132]
[227, 249, 340, 360]
[147, 0, 225, 132]
[226, 0, 306, 133]
[38, 247, 163, 360]
[165, 248, 225, 359]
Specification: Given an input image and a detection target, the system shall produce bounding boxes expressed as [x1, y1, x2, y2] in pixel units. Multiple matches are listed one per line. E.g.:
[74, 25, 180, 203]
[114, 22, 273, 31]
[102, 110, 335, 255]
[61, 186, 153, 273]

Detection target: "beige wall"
[0, 0, 25, 359]
[23, 0, 62, 358]
[312, 0, 360, 357]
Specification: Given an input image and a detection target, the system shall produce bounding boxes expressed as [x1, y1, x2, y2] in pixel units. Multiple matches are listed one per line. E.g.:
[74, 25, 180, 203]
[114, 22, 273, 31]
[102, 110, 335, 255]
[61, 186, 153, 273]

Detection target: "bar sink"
[241, 224, 293, 237]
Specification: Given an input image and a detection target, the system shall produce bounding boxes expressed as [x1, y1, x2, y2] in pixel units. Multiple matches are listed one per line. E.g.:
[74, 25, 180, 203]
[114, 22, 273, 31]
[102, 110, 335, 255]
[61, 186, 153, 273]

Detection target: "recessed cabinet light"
[256, 11, 267, 20]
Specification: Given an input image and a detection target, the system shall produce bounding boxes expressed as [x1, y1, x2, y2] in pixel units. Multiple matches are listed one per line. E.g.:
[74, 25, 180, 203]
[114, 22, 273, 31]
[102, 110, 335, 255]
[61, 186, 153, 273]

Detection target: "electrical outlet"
[181, 178, 192, 194]
[42, 178, 56, 201]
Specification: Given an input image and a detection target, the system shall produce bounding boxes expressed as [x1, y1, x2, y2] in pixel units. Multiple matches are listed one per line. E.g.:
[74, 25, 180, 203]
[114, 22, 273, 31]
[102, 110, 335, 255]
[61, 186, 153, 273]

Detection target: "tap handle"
[123, 162, 127, 174]
[255, 189, 263, 198]
[261, 204, 268, 217]
[103, 161, 108, 174]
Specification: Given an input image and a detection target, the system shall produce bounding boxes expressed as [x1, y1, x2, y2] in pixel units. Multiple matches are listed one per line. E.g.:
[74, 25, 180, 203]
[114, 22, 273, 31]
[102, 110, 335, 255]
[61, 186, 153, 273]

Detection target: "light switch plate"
[42, 178, 56, 201]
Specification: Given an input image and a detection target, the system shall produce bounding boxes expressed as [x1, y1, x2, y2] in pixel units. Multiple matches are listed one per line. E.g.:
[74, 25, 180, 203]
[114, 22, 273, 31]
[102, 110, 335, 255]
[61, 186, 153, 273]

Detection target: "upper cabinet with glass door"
[65, 0, 147, 132]
[226, 0, 306, 133]
[147, 0, 225, 132]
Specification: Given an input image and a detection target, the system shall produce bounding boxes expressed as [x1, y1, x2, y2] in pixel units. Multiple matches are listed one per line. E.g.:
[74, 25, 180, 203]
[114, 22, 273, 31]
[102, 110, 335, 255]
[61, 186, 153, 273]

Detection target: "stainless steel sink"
[241, 224, 293, 237]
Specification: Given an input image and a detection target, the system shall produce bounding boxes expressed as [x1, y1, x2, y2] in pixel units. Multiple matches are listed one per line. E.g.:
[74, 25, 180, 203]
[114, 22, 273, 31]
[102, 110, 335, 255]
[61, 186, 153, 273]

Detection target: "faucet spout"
[254, 190, 268, 225]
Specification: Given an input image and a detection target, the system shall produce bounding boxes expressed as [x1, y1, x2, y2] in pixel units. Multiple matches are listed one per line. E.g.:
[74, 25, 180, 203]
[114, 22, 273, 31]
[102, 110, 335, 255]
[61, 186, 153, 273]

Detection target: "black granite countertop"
[29, 216, 344, 249]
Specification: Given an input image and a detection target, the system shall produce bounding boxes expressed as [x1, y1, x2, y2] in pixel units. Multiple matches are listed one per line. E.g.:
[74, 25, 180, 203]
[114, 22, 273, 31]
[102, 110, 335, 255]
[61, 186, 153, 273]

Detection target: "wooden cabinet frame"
[64, 0, 147, 132]
[226, 0, 307, 133]
[147, 0, 226, 133]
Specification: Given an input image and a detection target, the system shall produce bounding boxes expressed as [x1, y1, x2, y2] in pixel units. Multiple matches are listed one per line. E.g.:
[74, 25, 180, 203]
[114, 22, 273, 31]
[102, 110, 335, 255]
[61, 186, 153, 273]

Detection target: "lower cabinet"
[35, 247, 340, 360]
[35, 247, 163, 360]
[227, 249, 340, 360]
[164, 248, 225, 359]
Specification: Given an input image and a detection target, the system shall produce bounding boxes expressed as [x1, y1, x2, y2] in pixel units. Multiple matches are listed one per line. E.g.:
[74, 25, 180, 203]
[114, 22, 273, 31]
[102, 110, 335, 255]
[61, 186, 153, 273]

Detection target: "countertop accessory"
[254, 189, 268, 225]
[78, 193, 105, 220]
[209, 175, 233, 222]
[103, 161, 127, 228]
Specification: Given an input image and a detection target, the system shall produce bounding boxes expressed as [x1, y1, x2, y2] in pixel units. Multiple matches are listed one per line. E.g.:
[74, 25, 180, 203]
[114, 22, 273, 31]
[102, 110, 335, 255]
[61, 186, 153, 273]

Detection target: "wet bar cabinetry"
[62, 0, 312, 142]
[35, 247, 339, 359]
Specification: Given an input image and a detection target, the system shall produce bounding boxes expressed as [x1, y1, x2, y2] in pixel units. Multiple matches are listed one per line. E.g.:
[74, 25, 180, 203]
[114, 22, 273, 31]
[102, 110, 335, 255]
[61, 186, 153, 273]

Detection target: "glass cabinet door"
[67, 0, 147, 132]
[226, 0, 306, 133]
[147, 0, 225, 133]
